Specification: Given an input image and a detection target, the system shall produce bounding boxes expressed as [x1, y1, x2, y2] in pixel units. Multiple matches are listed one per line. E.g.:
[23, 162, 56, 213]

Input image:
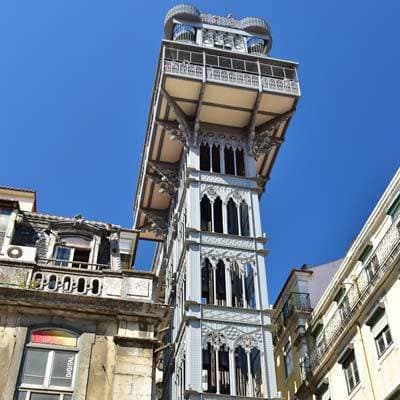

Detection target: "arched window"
[201, 196, 212, 232]
[224, 147, 235, 175]
[235, 346, 248, 396]
[245, 264, 256, 309]
[227, 199, 239, 235]
[17, 328, 79, 400]
[218, 344, 230, 394]
[236, 148, 245, 176]
[250, 348, 263, 397]
[231, 261, 243, 307]
[216, 260, 226, 306]
[213, 197, 223, 233]
[201, 258, 214, 304]
[202, 343, 217, 393]
[200, 143, 211, 171]
[212, 144, 221, 173]
[240, 200, 250, 236]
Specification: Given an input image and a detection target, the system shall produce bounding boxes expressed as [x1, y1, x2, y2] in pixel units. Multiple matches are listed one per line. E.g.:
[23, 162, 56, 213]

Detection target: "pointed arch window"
[224, 147, 235, 175]
[218, 344, 230, 394]
[235, 346, 248, 396]
[216, 260, 226, 306]
[245, 264, 256, 309]
[201, 196, 212, 232]
[236, 148, 246, 176]
[212, 144, 221, 173]
[203, 343, 217, 393]
[201, 258, 214, 305]
[250, 348, 263, 397]
[213, 197, 223, 234]
[240, 201, 250, 237]
[231, 261, 244, 308]
[200, 143, 211, 171]
[227, 199, 239, 235]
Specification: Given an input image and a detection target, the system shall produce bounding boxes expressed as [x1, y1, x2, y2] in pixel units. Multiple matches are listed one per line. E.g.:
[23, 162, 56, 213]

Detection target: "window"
[338, 295, 351, 321]
[53, 236, 91, 269]
[218, 345, 230, 394]
[375, 325, 393, 357]
[245, 264, 256, 309]
[365, 255, 379, 282]
[213, 197, 223, 233]
[224, 147, 235, 175]
[212, 145, 221, 173]
[0, 208, 12, 251]
[200, 196, 212, 232]
[17, 329, 78, 400]
[236, 148, 245, 176]
[250, 348, 262, 397]
[201, 258, 214, 304]
[239, 201, 250, 236]
[200, 143, 211, 171]
[227, 199, 239, 235]
[202, 343, 217, 393]
[341, 350, 360, 394]
[231, 261, 243, 308]
[387, 193, 400, 218]
[215, 260, 227, 306]
[283, 341, 293, 378]
[367, 306, 393, 358]
[235, 346, 248, 396]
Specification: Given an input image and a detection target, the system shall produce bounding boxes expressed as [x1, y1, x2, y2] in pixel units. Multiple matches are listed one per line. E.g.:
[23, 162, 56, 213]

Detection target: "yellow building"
[274, 168, 400, 400]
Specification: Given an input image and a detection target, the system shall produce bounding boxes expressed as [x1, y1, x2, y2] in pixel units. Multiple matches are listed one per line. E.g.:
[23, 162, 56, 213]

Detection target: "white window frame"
[375, 324, 393, 358]
[342, 352, 360, 394]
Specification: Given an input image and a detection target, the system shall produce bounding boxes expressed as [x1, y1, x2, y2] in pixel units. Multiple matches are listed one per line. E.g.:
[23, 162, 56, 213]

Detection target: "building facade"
[133, 4, 300, 400]
[273, 168, 400, 400]
[0, 186, 169, 400]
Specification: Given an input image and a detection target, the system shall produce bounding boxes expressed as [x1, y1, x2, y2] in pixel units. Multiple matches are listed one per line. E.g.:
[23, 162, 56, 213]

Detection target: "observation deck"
[134, 6, 301, 241]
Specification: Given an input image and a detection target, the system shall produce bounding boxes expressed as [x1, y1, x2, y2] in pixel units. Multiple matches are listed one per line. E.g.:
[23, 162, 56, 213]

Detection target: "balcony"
[309, 216, 400, 370]
[274, 292, 311, 341]
[163, 46, 300, 96]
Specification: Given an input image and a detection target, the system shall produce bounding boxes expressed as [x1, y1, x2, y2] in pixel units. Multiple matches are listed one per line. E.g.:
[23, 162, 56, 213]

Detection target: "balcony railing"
[38, 257, 109, 271]
[309, 217, 400, 370]
[275, 292, 311, 339]
[163, 47, 300, 96]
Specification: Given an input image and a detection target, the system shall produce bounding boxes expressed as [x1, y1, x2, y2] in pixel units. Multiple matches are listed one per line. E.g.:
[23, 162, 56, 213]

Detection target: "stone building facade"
[0, 186, 168, 400]
[273, 168, 400, 400]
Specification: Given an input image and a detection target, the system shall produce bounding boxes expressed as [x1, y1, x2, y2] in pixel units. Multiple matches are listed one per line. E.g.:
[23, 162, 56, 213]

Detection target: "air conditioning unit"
[0, 245, 37, 263]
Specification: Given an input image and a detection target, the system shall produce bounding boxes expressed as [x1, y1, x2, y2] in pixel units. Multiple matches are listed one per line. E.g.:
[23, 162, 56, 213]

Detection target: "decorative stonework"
[201, 234, 254, 251]
[200, 184, 250, 205]
[199, 131, 247, 151]
[201, 245, 256, 264]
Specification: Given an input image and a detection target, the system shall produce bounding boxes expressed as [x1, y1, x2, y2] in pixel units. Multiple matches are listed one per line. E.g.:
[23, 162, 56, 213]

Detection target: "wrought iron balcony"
[309, 216, 400, 370]
[163, 46, 300, 96]
[274, 292, 311, 340]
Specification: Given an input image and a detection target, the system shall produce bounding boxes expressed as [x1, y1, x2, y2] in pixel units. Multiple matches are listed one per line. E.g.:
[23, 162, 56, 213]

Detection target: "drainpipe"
[356, 322, 377, 400]
[353, 273, 377, 400]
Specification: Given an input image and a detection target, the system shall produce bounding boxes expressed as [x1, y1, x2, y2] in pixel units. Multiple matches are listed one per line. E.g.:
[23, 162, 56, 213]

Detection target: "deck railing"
[309, 217, 400, 369]
[38, 257, 109, 271]
[163, 47, 300, 96]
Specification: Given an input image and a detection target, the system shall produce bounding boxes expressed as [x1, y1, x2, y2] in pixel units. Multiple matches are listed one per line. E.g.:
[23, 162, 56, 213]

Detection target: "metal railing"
[38, 258, 109, 271]
[163, 47, 300, 96]
[275, 292, 312, 338]
[309, 217, 400, 369]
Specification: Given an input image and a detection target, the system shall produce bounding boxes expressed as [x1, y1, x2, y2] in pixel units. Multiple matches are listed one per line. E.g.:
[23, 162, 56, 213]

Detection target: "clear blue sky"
[0, 1, 399, 302]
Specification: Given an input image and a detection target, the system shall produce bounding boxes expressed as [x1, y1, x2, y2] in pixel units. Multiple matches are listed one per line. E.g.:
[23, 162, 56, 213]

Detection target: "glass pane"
[63, 396, 72, 400]
[30, 394, 60, 400]
[0, 208, 11, 230]
[50, 351, 75, 387]
[21, 348, 49, 385]
[54, 247, 71, 267]
[17, 392, 27, 400]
